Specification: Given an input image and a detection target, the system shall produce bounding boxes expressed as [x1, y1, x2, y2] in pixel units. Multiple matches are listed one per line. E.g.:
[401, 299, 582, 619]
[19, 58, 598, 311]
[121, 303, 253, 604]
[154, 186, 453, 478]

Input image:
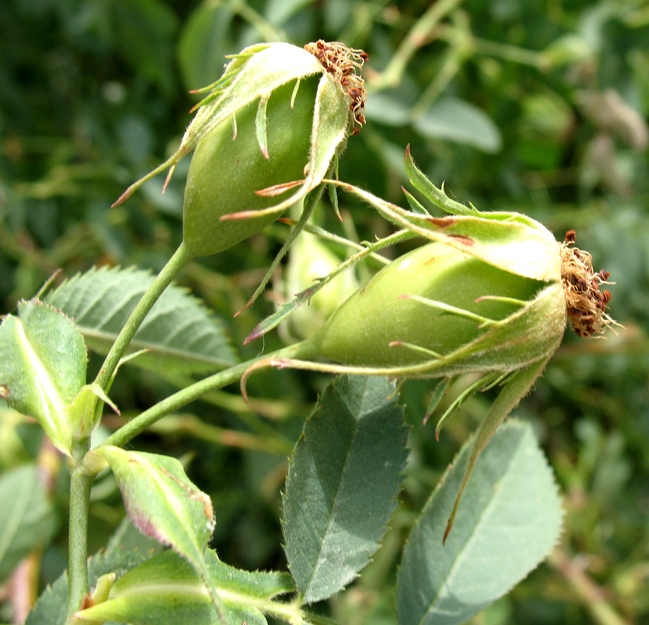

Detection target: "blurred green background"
[1, 1, 648, 624]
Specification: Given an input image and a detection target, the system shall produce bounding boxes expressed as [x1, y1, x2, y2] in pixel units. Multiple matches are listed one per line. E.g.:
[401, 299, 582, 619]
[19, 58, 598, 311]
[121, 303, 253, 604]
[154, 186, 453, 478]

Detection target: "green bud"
[183, 77, 318, 256]
[311, 241, 564, 374]
[113, 41, 369, 258]
[299, 149, 615, 379]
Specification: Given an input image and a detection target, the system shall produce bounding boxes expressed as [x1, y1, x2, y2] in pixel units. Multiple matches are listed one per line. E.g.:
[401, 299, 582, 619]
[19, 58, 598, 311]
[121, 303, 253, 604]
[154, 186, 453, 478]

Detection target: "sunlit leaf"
[0, 299, 87, 454]
[45, 266, 237, 373]
[396, 420, 563, 625]
[75, 549, 295, 625]
[283, 375, 408, 603]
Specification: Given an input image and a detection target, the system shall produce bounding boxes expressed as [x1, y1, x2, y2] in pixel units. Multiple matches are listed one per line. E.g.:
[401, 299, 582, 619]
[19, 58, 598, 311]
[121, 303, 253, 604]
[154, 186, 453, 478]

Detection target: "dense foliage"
[1, 1, 648, 624]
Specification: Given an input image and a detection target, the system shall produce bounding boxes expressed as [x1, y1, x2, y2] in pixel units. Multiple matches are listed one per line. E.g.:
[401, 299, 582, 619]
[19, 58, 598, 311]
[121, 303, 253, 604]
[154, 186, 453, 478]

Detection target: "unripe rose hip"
[312, 242, 553, 369]
[182, 78, 318, 256]
[112, 41, 368, 258]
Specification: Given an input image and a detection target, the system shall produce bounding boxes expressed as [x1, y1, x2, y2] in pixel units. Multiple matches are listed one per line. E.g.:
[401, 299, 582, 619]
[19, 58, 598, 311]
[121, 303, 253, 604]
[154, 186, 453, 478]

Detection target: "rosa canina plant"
[0, 40, 616, 625]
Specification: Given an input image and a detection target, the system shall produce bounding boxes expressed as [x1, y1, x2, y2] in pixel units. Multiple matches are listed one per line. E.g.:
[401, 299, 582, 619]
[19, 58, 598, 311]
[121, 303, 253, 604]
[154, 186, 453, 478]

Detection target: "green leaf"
[0, 299, 87, 455]
[75, 549, 296, 625]
[95, 447, 214, 562]
[413, 96, 502, 153]
[396, 420, 563, 625]
[45, 266, 237, 374]
[283, 375, 408, 603]
[110, 0, 179, 94]
[0, 465, 55, 583]
[365, 91, 412, 127]
[26, 518, 163, 625]
[93, 446, 229, 617]
[178, 3, 234, 91]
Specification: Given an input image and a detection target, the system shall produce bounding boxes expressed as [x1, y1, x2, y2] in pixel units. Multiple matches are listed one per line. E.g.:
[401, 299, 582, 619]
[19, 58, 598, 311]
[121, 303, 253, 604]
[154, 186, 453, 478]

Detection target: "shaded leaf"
[0, 299, 87, 454]
[76, 549, 295, 625]
[45, 266, 237, 373]
[283, 375, 408, 603]
[0, 465, 55, 583]
[414, 96, 502, 153]
[396, 420, 563, 625]
[178, 3, 235, 91]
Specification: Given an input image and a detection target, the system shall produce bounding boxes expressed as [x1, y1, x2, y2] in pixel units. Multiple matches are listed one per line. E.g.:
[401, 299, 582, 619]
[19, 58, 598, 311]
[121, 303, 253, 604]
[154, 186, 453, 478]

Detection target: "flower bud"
[310, 241, 564, 374]
[182, 77, 318, 256]
[113, 41, 369, 258]
[301, 150, 615, 379]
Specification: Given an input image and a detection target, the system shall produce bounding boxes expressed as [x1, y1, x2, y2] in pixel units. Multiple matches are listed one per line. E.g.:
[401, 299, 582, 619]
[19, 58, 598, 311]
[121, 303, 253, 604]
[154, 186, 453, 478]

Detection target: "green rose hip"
[312, 241, 554, 370]
[113, 41, 368, 258]
[182, 78, 318, 256]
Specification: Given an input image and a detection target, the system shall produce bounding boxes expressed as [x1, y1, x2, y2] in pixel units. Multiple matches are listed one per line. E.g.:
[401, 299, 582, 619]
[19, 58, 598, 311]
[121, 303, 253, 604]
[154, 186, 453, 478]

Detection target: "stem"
[370, 0, 463, 91]
[101, 341, 319, 450]
[549, 549, 631, 625]
[94, 242, 193, 390]
[66, 440, 94, 620]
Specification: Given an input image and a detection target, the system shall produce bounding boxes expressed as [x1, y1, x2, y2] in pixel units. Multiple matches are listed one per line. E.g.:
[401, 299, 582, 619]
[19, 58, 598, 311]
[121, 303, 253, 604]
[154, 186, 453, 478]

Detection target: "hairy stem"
[101, 340, 319, 450]
[93, 241, 193, 391]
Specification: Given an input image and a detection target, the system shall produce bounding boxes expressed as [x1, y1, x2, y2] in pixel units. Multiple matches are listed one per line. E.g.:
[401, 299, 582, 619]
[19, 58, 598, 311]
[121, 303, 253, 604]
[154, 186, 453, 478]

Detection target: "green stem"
[66, 439, 94, 620]
[101, 340, 319, 450]
[94, 242, 193, 390]
[370, 0, 463, 92]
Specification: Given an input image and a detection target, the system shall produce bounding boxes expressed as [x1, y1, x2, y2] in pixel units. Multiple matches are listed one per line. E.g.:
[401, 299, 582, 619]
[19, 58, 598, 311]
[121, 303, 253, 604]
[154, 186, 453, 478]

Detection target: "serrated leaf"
[283, 375, 408, 603]
[0, 465, 55, 583]
[45, 266, 237, 373]
[0, 299, 87, 454]
[96, 446, 214, 561]
[396, 420, 563, 625]
[413, 96, 502, 153]
[26, 519, 163, 625]
[76, 549, 295, 625]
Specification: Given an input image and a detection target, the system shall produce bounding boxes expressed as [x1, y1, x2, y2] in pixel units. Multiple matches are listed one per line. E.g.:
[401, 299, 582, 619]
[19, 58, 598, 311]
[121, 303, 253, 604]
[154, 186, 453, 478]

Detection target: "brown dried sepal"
[560, 229, 615, 338]
[304, 40, 368, 133]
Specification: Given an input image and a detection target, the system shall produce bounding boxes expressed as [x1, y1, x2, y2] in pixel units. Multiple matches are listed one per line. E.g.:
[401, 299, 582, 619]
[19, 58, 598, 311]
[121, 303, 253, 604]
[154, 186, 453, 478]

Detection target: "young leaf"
[0, 465, 56, 583]
[75, 549, 296, 625]
[94, 446, 214, 563]
[45, 266, 237, 374]
[396, 420, 563, 625]
[283, 375, 408, 604]
[0, 299, 87, 455]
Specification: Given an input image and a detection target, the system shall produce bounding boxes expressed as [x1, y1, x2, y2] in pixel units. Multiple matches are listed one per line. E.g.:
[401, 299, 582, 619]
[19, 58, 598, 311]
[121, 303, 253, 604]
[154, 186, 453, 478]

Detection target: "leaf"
[365, 91, 412, 127]
[45, 266, 237, 374]
[283, 375, 408, 603]
[413, 96, 502, 153]
[178, 3, 234, 91]
[110, 0, 179, 94]
[0, 465, 55, 583]
[0, 299, 87, 454]
[75, 549, 295, 625]
[95, 447, 214, 563]
[396, 420, 563, 625]
[25, 518, 163, 625]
